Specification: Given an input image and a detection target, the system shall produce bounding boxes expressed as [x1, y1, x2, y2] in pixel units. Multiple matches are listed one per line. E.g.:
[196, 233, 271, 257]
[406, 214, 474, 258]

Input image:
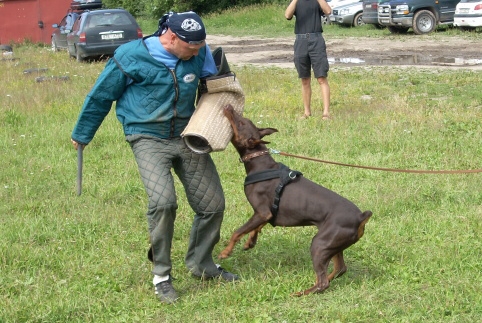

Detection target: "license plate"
[330, 16, 336, 21]
[101, 33, 123, 40]
[381, 19, 390, 24]
[460, 8, 470, 13]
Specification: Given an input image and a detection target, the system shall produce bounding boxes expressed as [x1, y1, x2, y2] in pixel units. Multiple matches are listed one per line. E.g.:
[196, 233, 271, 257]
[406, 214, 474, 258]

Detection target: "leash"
[269, 148, 482, 174]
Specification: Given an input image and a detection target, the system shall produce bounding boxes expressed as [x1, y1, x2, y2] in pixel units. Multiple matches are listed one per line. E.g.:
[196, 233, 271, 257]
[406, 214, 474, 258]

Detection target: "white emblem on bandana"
[181, 19, 202, 32]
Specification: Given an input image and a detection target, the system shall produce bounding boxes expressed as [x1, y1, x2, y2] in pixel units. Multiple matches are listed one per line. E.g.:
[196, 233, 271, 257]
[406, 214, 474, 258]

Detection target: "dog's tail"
[357, 210, 372, 240]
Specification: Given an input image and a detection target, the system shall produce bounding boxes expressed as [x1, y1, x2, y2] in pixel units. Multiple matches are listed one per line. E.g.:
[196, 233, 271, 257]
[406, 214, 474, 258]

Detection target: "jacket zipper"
[169, 69, 179, 138]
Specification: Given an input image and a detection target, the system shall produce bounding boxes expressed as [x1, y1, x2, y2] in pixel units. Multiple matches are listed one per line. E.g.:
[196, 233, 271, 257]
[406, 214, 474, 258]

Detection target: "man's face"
[172, 33, 205, 60]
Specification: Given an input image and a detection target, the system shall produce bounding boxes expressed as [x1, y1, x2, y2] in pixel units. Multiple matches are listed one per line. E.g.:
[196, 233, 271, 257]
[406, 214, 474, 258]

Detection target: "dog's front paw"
[218, 250, 231, 259]
[291, 290, 304, 297]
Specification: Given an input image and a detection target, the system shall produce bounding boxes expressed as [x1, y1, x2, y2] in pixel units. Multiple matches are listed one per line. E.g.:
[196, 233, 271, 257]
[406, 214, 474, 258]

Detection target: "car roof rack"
[70, 0, 103, 11]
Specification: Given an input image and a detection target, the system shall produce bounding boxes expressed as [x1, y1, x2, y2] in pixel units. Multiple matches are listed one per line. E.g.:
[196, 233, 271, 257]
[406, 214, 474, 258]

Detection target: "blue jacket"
[71, 38, 208, 145]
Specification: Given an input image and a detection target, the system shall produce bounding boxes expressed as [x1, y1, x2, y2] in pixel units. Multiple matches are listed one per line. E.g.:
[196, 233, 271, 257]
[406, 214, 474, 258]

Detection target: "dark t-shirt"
[293, 0, 324, 34]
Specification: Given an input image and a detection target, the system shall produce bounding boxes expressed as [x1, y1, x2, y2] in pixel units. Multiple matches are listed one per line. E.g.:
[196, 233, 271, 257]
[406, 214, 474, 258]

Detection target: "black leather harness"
[244, 163, 302, 226]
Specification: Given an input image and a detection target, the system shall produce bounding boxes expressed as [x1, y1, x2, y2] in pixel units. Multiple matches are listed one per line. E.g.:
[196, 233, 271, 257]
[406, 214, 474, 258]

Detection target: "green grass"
[2, 4, 482, 323]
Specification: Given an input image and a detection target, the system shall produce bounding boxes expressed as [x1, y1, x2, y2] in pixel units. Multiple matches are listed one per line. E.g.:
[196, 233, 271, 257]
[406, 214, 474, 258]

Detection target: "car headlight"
[340, 8, 351, 15]
[378, 7, 389, 14]
[395, 4, 409, 14]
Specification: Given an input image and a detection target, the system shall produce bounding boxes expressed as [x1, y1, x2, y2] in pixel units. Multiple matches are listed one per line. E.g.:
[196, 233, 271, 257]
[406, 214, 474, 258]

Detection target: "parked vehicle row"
[51, 1, 143, 61]
[454, 0, 482, 30]
[330, 0, 365, 26]
[328, 0, 482, 34]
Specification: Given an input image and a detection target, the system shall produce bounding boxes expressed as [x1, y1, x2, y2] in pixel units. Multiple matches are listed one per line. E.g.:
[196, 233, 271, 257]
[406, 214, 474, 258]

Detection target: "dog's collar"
[240, 150, 270, 163]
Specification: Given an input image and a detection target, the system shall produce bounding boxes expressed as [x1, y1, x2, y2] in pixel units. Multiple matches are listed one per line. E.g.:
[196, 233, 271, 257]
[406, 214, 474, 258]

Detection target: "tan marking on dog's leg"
[357, 215, 371, 240]
[243, 224, 266, 250]
[327, 252, 347, 281]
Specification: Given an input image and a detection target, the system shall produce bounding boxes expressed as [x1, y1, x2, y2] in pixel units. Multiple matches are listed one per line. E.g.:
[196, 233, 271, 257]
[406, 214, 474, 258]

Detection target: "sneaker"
[215, 265, 240, 281]
[193, 264, 239, 282]
[154, 276, 178, 304]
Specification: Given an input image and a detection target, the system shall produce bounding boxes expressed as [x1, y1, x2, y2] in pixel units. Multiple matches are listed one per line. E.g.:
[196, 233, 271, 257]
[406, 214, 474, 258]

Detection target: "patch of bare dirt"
[206, 35, 482, 70]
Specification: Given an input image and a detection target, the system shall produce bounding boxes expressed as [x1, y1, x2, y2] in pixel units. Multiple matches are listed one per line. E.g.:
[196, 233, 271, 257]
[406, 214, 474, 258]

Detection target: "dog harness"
[244, 163, 303, 226]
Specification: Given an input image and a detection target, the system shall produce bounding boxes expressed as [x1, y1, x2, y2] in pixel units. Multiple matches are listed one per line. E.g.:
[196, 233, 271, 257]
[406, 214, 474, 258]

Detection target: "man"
[71, 11, 238, 304]
[285, 0, 332, 120]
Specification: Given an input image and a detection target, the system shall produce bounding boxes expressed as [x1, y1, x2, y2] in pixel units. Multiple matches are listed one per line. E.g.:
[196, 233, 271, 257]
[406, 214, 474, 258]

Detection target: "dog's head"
[223, 104, 278, 153]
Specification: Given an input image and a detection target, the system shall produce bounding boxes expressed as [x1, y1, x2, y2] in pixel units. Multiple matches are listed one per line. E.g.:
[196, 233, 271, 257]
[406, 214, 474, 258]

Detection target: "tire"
[51, 37, 59, 52]
[75, 47, 83, 62]
[387, 26, 409, 34]
[413, 10, 436, 35]
[0, 44, 13, 52]
[353, 12, 365, 27]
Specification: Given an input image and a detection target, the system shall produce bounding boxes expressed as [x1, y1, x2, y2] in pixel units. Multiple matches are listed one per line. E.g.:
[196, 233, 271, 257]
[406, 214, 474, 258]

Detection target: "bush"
[103, 0, 282, 18]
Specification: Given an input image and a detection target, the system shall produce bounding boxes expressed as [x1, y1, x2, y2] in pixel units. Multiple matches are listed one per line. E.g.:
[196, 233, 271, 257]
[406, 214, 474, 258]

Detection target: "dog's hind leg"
[243, 224, 266, 250]
[327, 252, 347, 281]
[293, 232, 332, 296]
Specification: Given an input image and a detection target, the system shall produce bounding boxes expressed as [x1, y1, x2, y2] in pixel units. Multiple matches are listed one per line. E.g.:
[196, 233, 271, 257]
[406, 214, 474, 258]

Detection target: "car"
[51, 0, 103, 51]
[377, 0, 460, 34]
[454, 0, 482, 30]
[323, 0, 358, 24]
[327, 0, 360, 9]
[52, 12, 80, 51]
[66, 8, 143, 62]
[362, 0, 385, 27]
[330, 0, 365, 26]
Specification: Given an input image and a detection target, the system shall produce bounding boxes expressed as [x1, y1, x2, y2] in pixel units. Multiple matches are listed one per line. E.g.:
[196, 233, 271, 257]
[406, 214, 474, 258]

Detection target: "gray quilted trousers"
[127, 134, 225, 278]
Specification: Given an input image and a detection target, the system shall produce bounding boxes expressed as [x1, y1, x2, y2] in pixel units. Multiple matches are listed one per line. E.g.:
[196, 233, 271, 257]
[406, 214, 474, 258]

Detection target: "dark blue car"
[66, 8, 143, 62]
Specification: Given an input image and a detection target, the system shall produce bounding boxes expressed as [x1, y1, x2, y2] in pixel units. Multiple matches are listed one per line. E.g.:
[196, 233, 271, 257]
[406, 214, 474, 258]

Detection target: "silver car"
[330, 0, 366, 26]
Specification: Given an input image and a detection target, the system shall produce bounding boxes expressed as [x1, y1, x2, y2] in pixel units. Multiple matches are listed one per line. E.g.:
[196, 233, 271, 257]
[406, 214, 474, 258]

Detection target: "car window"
[86, 12, 133, 28]
[72, 16, 82, 32]
[109, 13, 132, 26]
[59, 16, 68, 28]
[66, 14, 78, 29]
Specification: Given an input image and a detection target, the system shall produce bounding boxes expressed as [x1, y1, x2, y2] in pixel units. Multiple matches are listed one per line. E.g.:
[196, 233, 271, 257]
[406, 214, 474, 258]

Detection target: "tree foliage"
[101, 0, 278, 18]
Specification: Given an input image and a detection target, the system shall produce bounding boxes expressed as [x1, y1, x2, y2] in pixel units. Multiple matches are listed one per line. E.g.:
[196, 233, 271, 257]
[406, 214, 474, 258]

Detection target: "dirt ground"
[206, 35, 482, 70]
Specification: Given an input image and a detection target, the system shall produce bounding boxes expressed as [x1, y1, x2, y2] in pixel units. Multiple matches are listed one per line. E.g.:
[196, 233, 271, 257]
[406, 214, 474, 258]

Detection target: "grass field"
[1, 4, 482, 323]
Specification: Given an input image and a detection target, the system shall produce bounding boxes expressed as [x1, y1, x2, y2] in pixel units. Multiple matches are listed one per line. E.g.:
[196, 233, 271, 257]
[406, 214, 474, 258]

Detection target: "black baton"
[77, 144, 84, 196]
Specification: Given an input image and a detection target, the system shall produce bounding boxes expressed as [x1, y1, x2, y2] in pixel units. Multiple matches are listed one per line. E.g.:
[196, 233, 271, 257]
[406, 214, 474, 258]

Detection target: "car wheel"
[51, 37, 59, 52]
[0, 44, 13, 52]
[387, 26, 409, 34]
[323, 15, 331, 25]
[412, 10, 436, 35]
[353, 13, 365, 27]
[75, 47, 83, 62]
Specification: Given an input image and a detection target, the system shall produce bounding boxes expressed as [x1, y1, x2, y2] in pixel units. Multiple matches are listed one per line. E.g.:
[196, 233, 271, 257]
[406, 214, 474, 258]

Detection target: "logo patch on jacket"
[183, 73, 196, 83]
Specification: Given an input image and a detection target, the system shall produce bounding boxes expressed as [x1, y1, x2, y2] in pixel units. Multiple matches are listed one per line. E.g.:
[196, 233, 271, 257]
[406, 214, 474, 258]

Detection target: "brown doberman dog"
[219, 104, 372, 296]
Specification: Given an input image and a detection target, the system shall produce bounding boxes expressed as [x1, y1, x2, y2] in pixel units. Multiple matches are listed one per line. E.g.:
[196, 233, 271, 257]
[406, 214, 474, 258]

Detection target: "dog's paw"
[218, 251, 230, 259]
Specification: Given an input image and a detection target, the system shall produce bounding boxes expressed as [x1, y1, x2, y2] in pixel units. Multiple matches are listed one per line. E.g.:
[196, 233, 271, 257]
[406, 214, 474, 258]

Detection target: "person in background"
[285, 0, 332, 120]
[70, 11, 239, 305]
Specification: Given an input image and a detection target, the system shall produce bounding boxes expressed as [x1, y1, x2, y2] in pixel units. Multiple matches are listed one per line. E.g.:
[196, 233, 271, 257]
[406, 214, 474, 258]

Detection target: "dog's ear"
[258, 127, 278, 139]
[247, 138, 270, 148]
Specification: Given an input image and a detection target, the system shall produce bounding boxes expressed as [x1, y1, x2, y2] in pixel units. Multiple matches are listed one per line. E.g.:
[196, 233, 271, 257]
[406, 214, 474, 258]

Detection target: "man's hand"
[71, 139, 82, 150]
[318, 0, 332, 15]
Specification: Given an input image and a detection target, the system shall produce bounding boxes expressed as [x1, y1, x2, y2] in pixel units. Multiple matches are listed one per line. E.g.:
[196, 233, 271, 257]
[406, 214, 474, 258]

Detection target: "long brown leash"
[270, 149, 482, 174]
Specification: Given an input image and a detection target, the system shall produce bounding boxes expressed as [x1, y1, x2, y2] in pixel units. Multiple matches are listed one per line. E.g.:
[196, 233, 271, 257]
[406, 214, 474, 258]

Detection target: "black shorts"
[294, 33, 329, 79]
